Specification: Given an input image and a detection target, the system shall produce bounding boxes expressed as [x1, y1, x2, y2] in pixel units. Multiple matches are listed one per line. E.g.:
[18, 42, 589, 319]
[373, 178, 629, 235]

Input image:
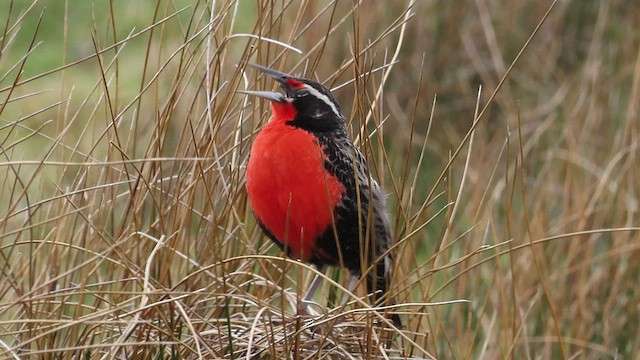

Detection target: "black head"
[243, 64, 346, 133]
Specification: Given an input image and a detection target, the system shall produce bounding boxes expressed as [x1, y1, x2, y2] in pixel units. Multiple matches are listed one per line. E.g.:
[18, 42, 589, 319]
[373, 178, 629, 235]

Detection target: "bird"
[242, 63, 400, 327]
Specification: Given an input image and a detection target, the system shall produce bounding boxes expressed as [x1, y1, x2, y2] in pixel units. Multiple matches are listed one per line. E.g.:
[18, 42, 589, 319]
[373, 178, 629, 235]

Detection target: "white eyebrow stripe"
[302, 83, 341, 118]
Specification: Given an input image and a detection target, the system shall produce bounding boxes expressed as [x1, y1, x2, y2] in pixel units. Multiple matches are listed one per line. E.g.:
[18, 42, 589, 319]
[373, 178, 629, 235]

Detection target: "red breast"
[246, 102, 345, 261]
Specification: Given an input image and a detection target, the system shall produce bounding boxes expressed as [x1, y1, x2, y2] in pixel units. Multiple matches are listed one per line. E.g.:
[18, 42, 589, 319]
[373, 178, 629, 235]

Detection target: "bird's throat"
[270, 101, 297, 125]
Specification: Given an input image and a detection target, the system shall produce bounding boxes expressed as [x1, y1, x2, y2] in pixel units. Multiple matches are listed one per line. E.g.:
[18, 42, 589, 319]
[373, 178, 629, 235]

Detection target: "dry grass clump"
[1, 0, 639, 358]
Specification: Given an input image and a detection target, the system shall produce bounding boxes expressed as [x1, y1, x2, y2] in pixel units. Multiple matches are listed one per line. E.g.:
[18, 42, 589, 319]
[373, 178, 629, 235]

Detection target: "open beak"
[236, 90, 286, 102]
[248, 63, 291, 85]
[238, 63, 297, 102]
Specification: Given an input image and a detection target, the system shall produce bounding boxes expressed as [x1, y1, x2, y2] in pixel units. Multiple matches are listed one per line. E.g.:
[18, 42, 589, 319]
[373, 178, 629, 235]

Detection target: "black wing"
[315, 132, 393, 301]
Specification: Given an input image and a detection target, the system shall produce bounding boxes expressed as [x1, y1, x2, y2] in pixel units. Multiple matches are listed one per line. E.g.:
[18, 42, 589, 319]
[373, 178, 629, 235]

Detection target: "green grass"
[1, 0, 639, 358]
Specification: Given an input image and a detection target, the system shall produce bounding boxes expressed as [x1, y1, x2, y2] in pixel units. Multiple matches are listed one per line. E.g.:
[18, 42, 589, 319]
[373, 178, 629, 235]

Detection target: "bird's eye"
[296, 89, 309, 98]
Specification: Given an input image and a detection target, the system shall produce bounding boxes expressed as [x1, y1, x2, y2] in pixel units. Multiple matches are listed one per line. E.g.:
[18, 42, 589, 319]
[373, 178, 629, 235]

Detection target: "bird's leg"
[300, 265, 326, 315]
[340, 274, 359, 305]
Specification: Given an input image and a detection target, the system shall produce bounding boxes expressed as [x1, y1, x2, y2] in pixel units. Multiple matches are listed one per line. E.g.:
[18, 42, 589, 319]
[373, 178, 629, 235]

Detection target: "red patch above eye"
[286, 78, 304, 89]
